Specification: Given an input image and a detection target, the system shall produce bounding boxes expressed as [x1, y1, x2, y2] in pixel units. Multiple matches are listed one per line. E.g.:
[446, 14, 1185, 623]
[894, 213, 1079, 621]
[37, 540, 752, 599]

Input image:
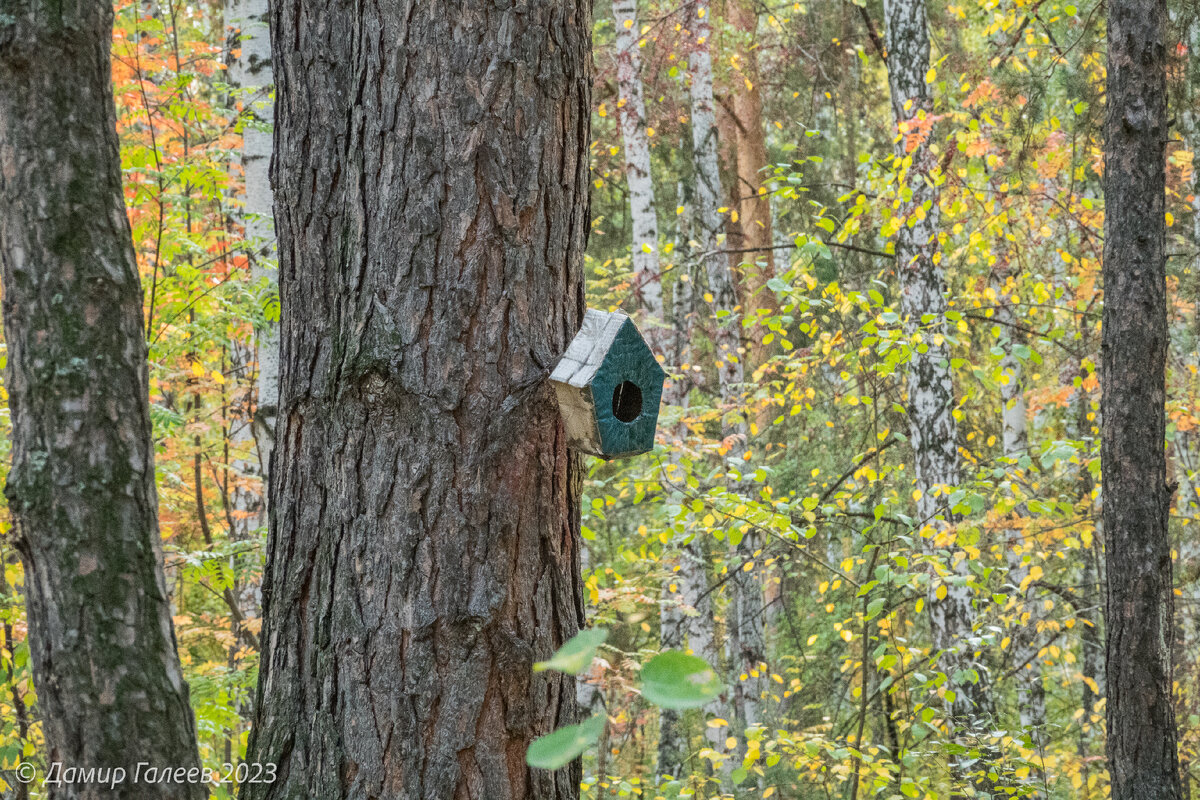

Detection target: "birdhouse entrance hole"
[612, 381, 643, 423]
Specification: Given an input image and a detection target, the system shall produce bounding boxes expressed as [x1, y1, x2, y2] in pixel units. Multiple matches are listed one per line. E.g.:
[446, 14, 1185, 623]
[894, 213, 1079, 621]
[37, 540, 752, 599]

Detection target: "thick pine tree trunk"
[882, 0, 993, 780]
[0, 3, 203, 797]
[1101, 1, 1182, 798]
[242, 3, 591, 799]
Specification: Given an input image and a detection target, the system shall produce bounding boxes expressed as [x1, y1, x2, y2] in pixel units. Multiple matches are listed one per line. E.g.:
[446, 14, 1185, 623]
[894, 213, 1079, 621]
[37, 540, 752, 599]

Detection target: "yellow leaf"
[707, 718, 728, 728]
[936, 584, 948, 601]
[191, 361, 205, 377]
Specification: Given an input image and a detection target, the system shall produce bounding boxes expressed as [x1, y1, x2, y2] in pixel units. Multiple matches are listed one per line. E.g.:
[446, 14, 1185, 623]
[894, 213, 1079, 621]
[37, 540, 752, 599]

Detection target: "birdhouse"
[551, 309, 666, 459]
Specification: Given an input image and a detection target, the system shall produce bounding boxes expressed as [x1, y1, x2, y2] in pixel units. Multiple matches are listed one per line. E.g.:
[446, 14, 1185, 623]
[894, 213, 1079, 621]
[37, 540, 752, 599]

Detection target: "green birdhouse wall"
[551, 309, 666, 459]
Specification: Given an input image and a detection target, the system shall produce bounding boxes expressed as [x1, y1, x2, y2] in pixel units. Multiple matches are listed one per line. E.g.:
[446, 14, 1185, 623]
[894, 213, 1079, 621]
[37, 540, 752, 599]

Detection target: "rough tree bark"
[0, 3, 203, 797]
[242, 3, 592, 799]
[1101, 0, 1183, 798]
[882, 0, 994, 779]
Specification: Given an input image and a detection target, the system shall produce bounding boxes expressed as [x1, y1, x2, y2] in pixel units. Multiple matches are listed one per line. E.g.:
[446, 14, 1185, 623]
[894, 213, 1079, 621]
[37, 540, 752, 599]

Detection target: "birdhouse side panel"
[552, 381, 604, 456]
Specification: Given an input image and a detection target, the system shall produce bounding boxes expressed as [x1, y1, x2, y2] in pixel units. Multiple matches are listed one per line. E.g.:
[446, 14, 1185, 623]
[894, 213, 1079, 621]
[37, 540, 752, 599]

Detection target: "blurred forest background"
[1, 0, 1199, 798]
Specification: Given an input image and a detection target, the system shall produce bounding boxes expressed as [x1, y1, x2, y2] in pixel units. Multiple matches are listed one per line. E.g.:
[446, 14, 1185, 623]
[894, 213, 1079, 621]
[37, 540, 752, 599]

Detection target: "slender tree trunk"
[657, 181, 697, 781]
[0, 3, 203, 797]
[882, 0, 994, 785]
[687, 3, 741, 781]
[1069, 333, 1103, 800]
[612, 0, 662, 334]
[225, 0, 276, 555]
[688, 0, 742, 425]
[714, 6, 776, 776]
[993, 256, 1046, 772]
[1102, 0, 1182, 797]
[719, 0, 778, 377]
[242, 3, 591, 798]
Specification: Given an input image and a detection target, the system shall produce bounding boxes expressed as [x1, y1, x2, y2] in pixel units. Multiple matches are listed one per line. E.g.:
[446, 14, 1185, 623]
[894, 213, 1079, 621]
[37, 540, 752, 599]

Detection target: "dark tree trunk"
[242, 3, 592, 799]
[0, 3, 203, 798]
[1101, 0, 1183, 798]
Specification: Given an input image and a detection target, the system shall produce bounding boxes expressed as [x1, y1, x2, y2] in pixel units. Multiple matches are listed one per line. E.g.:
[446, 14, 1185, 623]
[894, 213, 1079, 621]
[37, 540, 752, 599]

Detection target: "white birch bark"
[688, 0, 743, 414]
[883, 0, 993, 779]
[687, 4, 755, 781]
[612, 0, 663, 331]
[229, 0, 278, 475]
[657, 185, 696, 780]
[226, 0, 276, 569]
[994, 258, 1046, 767]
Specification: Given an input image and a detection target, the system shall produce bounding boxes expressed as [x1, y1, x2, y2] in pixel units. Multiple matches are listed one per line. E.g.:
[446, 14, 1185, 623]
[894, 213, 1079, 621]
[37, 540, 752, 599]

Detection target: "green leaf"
[640, 650, 723, 709]
[526, 714, 605, 769]
[534, 628, 608, 675]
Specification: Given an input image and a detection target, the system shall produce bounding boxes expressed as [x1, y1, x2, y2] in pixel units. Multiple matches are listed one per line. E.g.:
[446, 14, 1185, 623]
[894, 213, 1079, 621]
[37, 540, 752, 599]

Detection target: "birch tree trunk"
[0, 3, 203, 797]
[612, 0, 662, 334]
[657, 182, 697, 781]
[242, 3, 591, 798]
[225, 0, 275, 631]
[688, 0, 742, 419]
[226, 0, 277, 534]
[686, 0, 742, 778]
[1101, 0, 1182, 797]
[993, 256, 1046, 767]
[882, 0, 994, 779]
